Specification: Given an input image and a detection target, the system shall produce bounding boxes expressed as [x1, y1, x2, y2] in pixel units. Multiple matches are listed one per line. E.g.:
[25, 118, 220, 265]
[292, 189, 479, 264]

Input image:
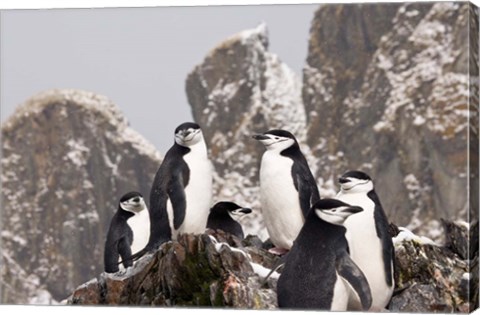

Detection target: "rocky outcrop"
[68, 220, 475, 312]
[303, 2, 478, 233]
[1, 89, 162, 303]
[184, 3, 478, 240]
[68, 230, 279, 307]
[390, 221, 477, 312]
[186, 23, 308, 239]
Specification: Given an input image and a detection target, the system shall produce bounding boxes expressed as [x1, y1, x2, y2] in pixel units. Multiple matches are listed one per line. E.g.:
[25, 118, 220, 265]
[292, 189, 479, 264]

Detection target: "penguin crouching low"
[276, 199, 372, 311]
[206, 201, 252, 239]
[104, 192, 149, 273]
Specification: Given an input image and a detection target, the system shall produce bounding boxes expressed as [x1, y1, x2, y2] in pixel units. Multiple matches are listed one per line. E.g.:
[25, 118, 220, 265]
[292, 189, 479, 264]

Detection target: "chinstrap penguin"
[253, 129, 320, 255]
[126, 122, 213, 262]
[336, 170, 395, 311]
[277, 198, 372, 311]
[104, 191, 149, 273]
[206, 201, 252, 239]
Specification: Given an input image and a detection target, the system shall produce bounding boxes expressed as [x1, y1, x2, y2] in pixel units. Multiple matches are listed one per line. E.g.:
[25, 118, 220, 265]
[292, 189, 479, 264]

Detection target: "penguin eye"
[275, 137, 280, 140]
[331, 209, 337, 212]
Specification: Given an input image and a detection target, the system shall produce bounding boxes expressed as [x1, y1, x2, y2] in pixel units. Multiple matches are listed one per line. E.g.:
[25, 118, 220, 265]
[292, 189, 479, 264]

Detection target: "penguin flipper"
[104, 238, 120, 273]
[293, 165, 320, 219]
[104, 218, 124, 273]
[335, 250, 372, 311]
[368, 190, 395, 287]
[169, 171, 187, 230]
[118, 237, 133, 269]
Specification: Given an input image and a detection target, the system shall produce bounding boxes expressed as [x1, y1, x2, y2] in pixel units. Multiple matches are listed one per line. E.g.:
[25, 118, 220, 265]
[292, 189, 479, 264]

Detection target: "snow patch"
[208, 235, 249, 258]
[122, 127, 162, 162]
[250, 262, 279, 279]
[393, 227, 438, 246]
[462, 272, 472, 281]
[1, 231, 28, 247]
[65, 139, 90, 167]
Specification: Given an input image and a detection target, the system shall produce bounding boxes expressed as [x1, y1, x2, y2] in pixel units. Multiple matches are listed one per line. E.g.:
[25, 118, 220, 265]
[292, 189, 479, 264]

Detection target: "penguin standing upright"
[253, 129, 320, 255]
[206, 201, 252, 239]
[145, 122, 213, 251]
[336, 170, 395, 311]
[104, 191, 149, 273]
[277, 199, 372, 311]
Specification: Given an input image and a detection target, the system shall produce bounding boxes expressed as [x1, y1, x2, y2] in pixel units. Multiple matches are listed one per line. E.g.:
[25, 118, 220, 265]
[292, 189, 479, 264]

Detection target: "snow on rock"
[393, 227, 438, 246]
[208, 235, 250, 258]
[302, 2, 475, 231]
[186, 23, 308, 239]
[250, 262, 280, 280]
[67, 232, 279, 308]
[390, 219, 476, 312]
[1, 89, 162, 303]
[1, 252, 59, 305]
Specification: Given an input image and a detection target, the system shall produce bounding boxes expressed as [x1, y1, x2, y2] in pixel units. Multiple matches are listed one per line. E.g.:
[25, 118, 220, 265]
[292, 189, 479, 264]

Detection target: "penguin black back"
[206, 201, 252, 239]
[252, 129, 320, 253]
[368, 189, 395, 287]
[148, 122, 213, 250]
[337, 169, 395, 310]
[104, 191, 147, 273]
[277, 199, 371, 310]
[268, 130, 320, 218]
[148, 143, 190, 247]
[277, 208, 345, 309]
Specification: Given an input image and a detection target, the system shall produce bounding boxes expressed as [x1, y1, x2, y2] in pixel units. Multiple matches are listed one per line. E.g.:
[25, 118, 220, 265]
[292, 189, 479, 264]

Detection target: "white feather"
[260, 150, 303, 249]
[126, 205, 150, 254]
[330, 274, 349, 311]
[178, 137, 213, 235]
[336, 189, 394, 310]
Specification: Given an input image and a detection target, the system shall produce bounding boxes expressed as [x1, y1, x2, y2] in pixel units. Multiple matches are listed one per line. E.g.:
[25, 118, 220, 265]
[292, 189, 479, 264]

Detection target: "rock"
[0, 252, 57, 304]
[186, 23, 308, 238]
[390, 220, 477, 312]
[390, 283, 455, 312]
[67, 219, 476, 312]
[441, 219, 477, 260]
[67, 232, 279, 308]
[1, 89, 162, 302]
[303, 2, 477, 234]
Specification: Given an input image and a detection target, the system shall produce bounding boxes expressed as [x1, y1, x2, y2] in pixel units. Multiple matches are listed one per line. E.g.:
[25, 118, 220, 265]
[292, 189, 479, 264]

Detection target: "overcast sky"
[1, 4, 318, 153]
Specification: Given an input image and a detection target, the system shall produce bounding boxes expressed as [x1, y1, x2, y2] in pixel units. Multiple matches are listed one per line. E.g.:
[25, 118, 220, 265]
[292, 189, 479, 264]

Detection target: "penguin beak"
[344, 206, 363, 214]
[338, 177, 350, 184]
[252, 134, 270, 141]
[239, 208, 252, 214]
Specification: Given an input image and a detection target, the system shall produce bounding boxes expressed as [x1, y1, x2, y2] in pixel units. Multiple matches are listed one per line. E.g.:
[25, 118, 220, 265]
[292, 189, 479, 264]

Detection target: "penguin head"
[313, 199, 363, 226]
[119, 191, 147, 213]
[211, 201, 252, 222]
[338, 170, 374, 193]
[174, 122, 204, 147]
[252, 129, 298, 153]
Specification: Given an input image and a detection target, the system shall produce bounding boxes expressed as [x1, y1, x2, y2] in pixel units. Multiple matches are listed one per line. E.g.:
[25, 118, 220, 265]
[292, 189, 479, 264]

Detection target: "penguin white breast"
[330, 273, 349, 311]
[126, 210, 150, 254]
[259, 151, 304, 249]
[180, 145, 213, 234]
[336, 191, 393, 310]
